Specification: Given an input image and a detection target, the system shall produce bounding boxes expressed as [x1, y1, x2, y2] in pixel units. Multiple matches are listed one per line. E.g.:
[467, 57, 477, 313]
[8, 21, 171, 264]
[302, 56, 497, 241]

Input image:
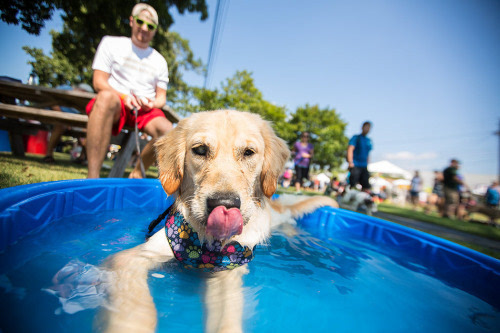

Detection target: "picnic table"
[0, 79, 180, 177]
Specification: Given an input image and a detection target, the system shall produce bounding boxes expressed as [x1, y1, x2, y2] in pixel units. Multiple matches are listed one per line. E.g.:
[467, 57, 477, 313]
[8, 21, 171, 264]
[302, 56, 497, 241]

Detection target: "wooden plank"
[0, 104, 88, 128]
[162, 105, 180, 123]
[0, 80, 94, 111]
[0, 80, 180, 123]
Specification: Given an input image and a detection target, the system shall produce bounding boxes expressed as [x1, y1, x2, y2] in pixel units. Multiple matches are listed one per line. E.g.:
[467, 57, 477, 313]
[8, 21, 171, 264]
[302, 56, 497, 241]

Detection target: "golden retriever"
[101, 110, 338, 333]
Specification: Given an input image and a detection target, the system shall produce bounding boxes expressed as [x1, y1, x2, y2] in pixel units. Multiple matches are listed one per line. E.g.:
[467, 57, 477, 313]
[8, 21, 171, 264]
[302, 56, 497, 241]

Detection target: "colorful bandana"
[165, 211, 254, 272]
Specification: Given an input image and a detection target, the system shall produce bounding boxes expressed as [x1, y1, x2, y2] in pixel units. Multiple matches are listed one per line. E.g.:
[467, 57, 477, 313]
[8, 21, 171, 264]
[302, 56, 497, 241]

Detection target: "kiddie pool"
[0, 179, 499, 332]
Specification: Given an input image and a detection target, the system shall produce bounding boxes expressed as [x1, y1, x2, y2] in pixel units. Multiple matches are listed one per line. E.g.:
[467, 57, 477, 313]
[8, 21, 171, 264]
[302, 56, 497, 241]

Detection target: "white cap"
[131, 3, 158, 25]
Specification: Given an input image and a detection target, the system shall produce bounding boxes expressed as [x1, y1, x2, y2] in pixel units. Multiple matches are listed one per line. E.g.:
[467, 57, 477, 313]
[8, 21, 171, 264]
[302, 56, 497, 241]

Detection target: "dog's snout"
[207, 193, 241, 213]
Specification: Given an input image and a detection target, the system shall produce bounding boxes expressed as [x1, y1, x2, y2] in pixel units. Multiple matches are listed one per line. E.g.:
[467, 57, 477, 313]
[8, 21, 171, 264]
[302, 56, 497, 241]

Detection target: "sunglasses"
[134, 16, 157, 31]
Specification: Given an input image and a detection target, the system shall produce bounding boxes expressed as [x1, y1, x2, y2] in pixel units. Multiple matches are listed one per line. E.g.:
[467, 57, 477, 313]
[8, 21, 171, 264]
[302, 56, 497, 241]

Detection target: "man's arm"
[346, 145, 355, 169]
[92, 70, 114, 93]
[153, 86, 166, 109]
[453, 175, 463, 185]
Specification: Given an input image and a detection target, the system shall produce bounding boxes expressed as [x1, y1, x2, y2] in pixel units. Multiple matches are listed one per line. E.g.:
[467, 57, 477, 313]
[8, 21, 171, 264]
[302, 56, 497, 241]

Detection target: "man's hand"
[137, 96, 154, 112]
[122, 94, 140, 112]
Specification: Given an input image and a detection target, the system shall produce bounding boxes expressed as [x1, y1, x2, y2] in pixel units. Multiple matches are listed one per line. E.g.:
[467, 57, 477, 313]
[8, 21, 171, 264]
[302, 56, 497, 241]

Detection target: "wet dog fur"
[101, 110, 338, 333]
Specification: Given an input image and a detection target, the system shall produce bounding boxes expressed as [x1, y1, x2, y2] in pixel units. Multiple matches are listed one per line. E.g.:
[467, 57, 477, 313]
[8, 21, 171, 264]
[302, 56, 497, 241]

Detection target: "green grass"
[377, 203, 500, 241]
[0, 152, 158, 189]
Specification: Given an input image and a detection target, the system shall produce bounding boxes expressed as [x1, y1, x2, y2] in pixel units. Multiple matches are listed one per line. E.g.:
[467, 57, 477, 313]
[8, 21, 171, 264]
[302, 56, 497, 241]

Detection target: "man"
[442, 159, 463, 218]
[346, 121, 373, 191]
[85, 3, 172, 178]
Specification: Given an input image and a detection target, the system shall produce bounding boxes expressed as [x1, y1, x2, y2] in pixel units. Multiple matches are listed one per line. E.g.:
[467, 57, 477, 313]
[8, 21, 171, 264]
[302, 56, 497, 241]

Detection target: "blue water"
[0, 208, 499, 332]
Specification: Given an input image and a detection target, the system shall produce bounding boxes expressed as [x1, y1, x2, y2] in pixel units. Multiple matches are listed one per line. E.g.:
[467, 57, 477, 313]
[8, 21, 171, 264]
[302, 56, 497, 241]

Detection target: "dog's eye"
[192, 145, 208, 156]
[244, 149, 255, 157]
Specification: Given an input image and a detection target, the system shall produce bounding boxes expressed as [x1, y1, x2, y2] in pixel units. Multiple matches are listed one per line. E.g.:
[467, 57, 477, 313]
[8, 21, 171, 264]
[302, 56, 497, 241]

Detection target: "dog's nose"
[206, 193, 241, 213]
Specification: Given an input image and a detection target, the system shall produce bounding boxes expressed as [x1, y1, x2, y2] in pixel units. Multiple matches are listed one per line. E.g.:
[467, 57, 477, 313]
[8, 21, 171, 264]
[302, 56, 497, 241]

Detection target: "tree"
[2, 0, 207, 109]
[288, 104, 348, 170]
[1, 1, 208, 35]
[190, 70, 293, 139]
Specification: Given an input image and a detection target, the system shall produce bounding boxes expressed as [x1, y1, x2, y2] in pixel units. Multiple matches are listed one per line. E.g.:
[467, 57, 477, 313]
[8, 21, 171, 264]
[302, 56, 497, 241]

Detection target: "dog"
[101, 110, 338, 333]
[339, 187, 377, 215]
[465, 199, 500, 226]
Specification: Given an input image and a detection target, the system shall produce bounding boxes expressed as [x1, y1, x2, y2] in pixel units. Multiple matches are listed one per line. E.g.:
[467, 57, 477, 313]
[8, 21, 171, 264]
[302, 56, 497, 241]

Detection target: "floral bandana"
[165, 211, 254, 272]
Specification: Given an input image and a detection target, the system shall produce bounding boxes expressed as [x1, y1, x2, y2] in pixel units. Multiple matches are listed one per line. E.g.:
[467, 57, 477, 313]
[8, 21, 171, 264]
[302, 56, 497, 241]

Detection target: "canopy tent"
[368, 160, 412, 179]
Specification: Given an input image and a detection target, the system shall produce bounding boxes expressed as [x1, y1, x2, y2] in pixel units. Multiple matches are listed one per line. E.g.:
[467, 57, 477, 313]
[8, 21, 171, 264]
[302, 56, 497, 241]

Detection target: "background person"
[442, 159, 463, 219]
[292, 131, 314, 192]
[409, 170, 422, 208]
[425, 170, 444, 214]
[85, 3, 172, 178]
[346, 121, 373, 191]
[485, 181, 499, 208]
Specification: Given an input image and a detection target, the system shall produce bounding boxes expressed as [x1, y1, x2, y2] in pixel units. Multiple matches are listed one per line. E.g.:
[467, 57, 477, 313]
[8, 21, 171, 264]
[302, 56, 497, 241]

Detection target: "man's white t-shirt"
[92, 36, 169, 100]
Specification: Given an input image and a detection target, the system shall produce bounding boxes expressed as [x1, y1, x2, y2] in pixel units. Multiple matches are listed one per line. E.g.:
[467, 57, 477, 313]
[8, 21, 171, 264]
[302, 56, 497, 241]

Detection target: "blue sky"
[0, 0, 499, 177]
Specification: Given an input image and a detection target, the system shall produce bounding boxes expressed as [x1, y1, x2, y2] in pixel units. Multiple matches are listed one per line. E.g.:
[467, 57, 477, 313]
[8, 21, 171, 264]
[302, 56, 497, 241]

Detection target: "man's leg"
[129, 116, 172, 179]
[86, 91, 121, 178]
[349, 167, 361, 189]
[45, 124, 67, 159]
[360, 167, 371, 192]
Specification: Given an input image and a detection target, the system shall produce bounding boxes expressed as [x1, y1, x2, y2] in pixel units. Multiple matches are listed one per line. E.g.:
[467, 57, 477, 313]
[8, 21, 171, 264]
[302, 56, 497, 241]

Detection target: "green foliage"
[1, 0, 208, 35]
[5, 0, 207, 108]
[288, 104, 348, 169]
[0, 0, 55, 35]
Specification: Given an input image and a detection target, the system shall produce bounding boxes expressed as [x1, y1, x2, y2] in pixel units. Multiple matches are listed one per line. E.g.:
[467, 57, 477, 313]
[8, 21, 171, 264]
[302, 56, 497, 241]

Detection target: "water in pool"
[0, 208, 498, 332]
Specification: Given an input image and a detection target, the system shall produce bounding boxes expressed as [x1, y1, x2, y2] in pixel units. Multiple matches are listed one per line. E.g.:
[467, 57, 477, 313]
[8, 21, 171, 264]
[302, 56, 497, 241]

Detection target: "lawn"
[378, 203, 500, 242]
[0, 151, 158, 189]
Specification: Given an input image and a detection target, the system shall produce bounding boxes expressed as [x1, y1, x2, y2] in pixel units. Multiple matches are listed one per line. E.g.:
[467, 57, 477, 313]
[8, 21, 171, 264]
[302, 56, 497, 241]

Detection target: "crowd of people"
[281, 119, 499, 224]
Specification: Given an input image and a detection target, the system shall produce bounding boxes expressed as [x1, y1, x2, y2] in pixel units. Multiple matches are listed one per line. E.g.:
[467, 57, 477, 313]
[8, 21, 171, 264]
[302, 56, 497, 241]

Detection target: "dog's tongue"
[206, 206, 243, 239]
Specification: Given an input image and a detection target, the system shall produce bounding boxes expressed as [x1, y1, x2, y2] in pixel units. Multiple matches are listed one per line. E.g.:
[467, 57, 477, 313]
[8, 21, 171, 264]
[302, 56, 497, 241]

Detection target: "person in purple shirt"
[292, 131, 314, 192]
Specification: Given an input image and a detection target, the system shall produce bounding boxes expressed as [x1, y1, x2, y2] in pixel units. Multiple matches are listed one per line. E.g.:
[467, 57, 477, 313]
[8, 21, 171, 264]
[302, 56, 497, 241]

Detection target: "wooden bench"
[0, 81, 180, 178]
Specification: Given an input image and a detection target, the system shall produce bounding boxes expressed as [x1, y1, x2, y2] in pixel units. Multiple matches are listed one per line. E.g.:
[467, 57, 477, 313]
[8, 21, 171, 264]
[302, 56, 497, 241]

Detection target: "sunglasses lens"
[135, 17, 156, 31]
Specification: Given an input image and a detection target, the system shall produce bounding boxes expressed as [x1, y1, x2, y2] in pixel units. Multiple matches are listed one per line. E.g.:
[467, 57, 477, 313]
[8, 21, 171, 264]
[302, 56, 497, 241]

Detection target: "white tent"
[316, 172, 331, 184]
[368, 160, 412, 179]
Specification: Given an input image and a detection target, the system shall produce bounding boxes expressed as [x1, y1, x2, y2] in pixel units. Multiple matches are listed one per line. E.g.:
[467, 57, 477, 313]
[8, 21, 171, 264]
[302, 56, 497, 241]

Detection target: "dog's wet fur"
[100, 110, 338, 333]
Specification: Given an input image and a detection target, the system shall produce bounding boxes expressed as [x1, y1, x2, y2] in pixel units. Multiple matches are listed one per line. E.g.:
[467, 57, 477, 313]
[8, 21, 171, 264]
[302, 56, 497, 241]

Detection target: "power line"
[204, 0, 229, 89]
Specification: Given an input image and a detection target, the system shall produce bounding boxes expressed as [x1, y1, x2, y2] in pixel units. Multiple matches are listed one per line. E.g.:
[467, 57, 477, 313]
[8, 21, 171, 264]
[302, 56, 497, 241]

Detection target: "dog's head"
[155, 110, 290, 244]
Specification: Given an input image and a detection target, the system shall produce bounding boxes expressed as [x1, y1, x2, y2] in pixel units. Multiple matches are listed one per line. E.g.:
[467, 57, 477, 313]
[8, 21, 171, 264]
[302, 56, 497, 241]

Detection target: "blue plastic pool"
[1, 179, 499, 332]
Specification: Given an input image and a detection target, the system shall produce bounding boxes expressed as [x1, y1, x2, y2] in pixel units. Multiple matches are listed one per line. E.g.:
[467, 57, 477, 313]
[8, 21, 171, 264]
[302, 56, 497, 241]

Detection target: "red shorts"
[86, 97, 166, 136]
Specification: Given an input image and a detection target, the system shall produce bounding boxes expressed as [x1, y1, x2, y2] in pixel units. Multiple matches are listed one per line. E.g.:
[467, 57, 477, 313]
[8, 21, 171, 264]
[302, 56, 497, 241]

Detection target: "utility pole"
[497, 119, 500, 183]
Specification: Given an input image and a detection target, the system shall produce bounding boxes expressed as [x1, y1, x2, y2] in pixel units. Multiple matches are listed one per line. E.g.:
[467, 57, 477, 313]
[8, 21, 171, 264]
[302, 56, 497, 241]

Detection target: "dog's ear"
[260, 121, 290, 198]
[155, 122, 186, 195]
